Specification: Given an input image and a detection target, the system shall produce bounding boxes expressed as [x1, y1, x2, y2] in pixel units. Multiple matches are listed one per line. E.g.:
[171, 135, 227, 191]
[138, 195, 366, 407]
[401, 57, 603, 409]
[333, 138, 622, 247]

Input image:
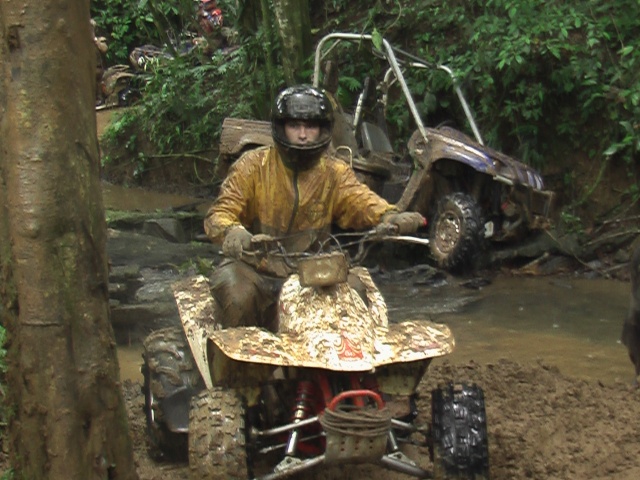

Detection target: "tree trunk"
[0, 1, 138, 479]
[272, 0, 312, 85]
[259, 0, 279, 100]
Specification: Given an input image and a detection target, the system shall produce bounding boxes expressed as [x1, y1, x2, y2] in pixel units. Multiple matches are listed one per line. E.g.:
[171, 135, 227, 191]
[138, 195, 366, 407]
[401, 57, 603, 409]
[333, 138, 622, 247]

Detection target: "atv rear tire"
[430, 383, 490, 479]
[429, 192, 484, 272]
[141, 326, 204, 461]
[189, 388, 249, 480]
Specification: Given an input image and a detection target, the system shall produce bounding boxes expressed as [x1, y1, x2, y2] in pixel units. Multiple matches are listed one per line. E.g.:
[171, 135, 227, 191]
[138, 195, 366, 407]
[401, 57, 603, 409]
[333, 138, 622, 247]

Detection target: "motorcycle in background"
[96, 0, 232, 110]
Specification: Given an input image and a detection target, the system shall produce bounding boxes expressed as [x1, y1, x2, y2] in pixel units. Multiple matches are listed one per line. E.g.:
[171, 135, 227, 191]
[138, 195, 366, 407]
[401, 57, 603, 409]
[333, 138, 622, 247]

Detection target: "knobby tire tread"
[188, 388, 249, 480]
[431, 382, 490, 479]
[429, 192, 484, 272]
[142, 326, 203, 461]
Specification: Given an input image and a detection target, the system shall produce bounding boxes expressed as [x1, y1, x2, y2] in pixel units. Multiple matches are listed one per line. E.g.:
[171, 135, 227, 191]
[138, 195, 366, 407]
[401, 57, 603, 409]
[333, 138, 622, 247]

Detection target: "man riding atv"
[204, 84, 425, 331]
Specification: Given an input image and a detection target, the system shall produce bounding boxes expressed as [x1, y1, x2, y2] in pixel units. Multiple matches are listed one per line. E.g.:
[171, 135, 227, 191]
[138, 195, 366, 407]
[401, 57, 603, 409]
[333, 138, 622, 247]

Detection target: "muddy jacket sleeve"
[204, 150, 261, 244]
[330, 160, 396, 230]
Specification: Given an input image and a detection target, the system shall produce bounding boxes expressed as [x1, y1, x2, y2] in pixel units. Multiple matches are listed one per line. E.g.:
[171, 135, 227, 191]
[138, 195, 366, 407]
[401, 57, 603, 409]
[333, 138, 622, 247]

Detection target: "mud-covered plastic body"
[138, 233, 490, 479]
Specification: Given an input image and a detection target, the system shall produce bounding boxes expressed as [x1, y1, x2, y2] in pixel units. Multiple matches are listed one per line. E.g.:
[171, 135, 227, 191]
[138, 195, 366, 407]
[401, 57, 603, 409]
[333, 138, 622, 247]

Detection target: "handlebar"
[242, 227, 429, 274]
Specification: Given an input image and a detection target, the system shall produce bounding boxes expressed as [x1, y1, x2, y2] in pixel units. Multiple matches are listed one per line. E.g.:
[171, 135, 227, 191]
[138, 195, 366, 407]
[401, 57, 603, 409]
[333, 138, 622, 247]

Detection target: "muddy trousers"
[209, 259, 284, 332]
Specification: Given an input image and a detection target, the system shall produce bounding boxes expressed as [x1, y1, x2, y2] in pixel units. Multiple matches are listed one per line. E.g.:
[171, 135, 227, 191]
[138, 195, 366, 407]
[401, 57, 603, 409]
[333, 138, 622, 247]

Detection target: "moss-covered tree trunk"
[272, 0, 312, 85]
[0, 1, 138, 478]
[259, 0, 279, 100]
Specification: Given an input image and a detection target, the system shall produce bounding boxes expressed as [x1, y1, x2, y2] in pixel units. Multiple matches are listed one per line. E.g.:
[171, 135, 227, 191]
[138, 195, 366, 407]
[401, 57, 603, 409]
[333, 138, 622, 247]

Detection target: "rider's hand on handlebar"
[222, 226, 253, 259]
[380, 211, 427, 234]
[373, 222, 399, 237]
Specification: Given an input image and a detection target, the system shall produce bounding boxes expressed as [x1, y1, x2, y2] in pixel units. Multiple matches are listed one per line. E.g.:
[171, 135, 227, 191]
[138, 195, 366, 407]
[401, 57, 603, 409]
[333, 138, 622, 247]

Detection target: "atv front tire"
[430, 383, 490, 479]
[429, 192, 484, 271]
[189, 388, 249, 480]
[141, 326, 204, 461]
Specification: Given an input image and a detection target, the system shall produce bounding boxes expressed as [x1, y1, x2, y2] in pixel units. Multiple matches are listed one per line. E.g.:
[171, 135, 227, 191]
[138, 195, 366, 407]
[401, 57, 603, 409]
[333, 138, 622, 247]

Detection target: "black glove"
[222, 226, 253, 259]
[381, 211, 426, 234]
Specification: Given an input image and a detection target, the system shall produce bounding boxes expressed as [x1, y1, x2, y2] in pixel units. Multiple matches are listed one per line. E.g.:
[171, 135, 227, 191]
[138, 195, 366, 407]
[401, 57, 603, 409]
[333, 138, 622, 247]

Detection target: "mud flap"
[161, 386, 200, 433]
[208, 321, 453, 371]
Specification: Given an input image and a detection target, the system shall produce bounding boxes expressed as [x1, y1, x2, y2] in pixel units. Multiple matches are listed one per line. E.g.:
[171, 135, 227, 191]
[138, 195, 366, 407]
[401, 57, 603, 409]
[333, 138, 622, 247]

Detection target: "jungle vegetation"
[93, 0, 640, 228]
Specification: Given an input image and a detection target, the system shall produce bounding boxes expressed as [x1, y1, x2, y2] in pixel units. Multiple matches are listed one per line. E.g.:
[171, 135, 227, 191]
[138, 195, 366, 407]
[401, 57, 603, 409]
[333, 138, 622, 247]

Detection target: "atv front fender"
[172, 275, 220, 389]
[399, 127, 554, 221]
[409, 127, 546, 190]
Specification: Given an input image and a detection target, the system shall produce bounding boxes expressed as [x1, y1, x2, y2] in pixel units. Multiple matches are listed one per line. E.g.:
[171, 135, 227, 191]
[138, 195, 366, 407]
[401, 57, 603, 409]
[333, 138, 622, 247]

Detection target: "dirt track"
[124, 358, 640, 480]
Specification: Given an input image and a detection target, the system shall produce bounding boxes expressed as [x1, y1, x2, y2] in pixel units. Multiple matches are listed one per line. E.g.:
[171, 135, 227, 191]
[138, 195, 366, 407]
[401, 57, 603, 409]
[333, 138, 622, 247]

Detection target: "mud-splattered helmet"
[271, 85, 333, 166]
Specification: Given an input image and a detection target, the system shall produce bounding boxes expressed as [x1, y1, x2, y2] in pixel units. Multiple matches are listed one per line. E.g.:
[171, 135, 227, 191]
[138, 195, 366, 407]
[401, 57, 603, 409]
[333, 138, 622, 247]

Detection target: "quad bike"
[141, 230, 490, 479]
[218, 32, 555, 272]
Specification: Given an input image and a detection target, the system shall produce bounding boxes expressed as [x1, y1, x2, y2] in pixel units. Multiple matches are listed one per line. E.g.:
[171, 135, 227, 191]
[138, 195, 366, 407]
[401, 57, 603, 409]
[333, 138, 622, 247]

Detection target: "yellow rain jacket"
[205, 146, 395, 250]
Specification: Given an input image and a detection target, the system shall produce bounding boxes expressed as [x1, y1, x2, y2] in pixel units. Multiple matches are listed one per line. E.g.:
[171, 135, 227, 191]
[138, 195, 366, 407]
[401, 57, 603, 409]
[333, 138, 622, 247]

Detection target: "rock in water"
[621, 245, 640, 384]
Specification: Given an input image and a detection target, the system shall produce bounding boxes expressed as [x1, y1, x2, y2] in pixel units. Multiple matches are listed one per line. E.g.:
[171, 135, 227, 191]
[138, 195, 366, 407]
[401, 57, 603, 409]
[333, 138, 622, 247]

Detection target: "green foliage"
[179, 257, 216, 277]
[0, 326, 6, 404]
[93, 0, 640, 211]
[383, 0, 640, 169]
[101, 38, 275, 172]
[559, 210, 585, 234]
[99, 0, 284, 176]
[91, 0, 198, 64]
[91, 0, 153, 64]
[0, 325, 6, 375]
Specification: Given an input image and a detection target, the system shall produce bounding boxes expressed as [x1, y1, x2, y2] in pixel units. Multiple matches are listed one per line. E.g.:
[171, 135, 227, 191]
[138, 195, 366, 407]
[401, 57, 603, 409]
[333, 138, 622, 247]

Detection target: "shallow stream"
[117, 274, 633, 386]
[383, 275, 632, 384]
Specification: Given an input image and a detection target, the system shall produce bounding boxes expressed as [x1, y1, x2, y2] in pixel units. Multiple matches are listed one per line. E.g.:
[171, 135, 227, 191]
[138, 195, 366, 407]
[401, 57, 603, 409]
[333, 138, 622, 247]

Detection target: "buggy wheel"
[430, 383, 490, 479]
[429, 192, 484, 272]
[141, 326, 204, 461]
[189, 388, 249, 480]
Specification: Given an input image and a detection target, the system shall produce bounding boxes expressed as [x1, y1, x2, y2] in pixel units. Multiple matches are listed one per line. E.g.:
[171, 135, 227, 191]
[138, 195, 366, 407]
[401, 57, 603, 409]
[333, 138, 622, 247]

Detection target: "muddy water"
[102, 182, 211, 214]
[383, 275, 632, 384]
[117, 275, 633, 386]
